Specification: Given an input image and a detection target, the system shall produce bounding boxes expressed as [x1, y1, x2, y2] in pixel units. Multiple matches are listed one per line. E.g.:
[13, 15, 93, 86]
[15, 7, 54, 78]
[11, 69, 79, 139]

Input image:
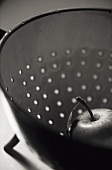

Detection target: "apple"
[67, 96, 112, 149]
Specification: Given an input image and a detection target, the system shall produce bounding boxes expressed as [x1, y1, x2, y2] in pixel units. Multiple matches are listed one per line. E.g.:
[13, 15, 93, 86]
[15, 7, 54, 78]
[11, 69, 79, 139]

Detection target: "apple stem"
[67, 102, 80, 129]
[76, 96, 95, 121]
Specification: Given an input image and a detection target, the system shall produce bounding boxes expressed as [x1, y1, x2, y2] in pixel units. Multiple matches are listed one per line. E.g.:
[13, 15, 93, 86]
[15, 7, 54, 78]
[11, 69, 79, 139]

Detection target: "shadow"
[4, 135, 39, 170]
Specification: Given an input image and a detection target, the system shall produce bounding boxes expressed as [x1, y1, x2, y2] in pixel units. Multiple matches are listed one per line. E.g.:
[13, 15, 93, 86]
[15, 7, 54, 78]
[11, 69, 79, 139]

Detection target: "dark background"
[0, 0, 112, 31]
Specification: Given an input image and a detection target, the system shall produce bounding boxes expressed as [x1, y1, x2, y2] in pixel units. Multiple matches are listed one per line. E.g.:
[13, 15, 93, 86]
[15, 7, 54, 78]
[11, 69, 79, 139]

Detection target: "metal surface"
[0, 87, 53, 170]
[0, 8, 112, 170]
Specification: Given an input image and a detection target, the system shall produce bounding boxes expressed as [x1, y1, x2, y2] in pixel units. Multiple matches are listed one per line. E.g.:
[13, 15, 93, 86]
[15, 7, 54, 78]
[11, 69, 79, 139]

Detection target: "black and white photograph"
[0, 0, 112, 170]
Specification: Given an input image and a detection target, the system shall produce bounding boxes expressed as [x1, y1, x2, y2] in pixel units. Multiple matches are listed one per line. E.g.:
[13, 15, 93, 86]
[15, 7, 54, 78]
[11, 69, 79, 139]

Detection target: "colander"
[0, 8, 112, 170]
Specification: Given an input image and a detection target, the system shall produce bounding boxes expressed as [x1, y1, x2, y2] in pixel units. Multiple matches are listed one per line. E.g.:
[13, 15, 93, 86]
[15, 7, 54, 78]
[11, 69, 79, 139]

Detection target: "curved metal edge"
[0, 7, 112, 51]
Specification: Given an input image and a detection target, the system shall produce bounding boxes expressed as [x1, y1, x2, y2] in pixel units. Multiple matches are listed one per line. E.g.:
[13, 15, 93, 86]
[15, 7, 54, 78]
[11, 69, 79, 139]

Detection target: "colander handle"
[0, 29, 6, 85]
[0, 29, 6, 40]
[0, 29, 6, 84]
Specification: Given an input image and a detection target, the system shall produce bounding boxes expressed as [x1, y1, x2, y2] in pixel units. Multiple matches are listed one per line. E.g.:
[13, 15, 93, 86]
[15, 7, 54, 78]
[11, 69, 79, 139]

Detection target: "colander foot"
[4, 134, 19, 154]
[4, 135, 33, 168]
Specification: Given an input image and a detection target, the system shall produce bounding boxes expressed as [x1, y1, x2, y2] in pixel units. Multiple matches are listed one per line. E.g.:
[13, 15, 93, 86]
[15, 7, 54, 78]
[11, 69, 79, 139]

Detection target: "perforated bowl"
[0, 8, 112, 170]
